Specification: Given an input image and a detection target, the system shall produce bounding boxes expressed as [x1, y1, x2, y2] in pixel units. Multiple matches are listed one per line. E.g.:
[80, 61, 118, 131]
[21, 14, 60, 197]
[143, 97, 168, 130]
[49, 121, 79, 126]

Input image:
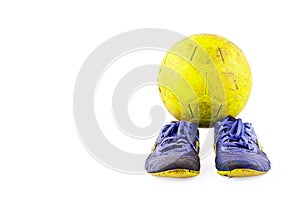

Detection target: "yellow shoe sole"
[150, 169, 199, 178]
[217, 168, 267, 177]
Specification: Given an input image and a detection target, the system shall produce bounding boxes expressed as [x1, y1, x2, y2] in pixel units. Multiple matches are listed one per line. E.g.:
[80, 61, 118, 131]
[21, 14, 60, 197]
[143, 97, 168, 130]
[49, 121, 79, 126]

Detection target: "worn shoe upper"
[145, 121, 200, 173]
[215, 116, 271, 172]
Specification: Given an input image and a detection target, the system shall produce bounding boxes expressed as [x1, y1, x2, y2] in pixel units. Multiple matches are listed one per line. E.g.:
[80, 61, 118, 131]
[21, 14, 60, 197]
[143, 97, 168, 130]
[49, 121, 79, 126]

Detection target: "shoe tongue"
[225, 119, 258, 152]
[229, 119, 242, 136]
[159, 121, 198, 145]
[236, 119, 244, 136]
[177, 121, 189, 137]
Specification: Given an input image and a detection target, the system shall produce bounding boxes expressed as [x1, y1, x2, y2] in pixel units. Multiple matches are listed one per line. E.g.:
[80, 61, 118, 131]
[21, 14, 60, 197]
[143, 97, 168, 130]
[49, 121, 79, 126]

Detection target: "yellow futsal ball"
[158, 34, 252, 127]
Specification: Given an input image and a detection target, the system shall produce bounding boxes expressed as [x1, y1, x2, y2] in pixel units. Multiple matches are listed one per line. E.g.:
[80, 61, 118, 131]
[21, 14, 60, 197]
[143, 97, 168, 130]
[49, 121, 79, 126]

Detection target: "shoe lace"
[215, 116, 258, 152]
[157, 121, 199, 153]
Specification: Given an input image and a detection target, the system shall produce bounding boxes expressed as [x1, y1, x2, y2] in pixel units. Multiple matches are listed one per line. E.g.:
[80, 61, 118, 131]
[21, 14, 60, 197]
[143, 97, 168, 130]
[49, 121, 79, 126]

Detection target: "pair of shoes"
[145, 116, 271, 178]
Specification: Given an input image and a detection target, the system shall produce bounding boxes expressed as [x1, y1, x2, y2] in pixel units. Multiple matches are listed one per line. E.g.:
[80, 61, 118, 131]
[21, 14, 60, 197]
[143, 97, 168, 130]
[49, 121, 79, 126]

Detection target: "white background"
[1, 0, 299, 199]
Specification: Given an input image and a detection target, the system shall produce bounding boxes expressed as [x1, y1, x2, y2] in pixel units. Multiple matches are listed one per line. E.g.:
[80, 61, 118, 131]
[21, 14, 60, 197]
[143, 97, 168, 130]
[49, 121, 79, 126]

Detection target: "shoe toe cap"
[216, 152, 271, 172]
[145, 152, 200, 173]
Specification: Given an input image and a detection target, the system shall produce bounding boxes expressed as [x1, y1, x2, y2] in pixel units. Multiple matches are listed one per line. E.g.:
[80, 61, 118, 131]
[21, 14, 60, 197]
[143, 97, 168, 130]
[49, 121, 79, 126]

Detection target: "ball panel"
[225, 95, 247, 117]
[158, 85, 182, 120]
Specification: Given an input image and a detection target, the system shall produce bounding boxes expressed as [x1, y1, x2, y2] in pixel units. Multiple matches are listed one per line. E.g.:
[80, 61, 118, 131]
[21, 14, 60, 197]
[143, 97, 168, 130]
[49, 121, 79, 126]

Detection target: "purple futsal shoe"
[215, 116, 271, 177]
[145, 121, 200, 178]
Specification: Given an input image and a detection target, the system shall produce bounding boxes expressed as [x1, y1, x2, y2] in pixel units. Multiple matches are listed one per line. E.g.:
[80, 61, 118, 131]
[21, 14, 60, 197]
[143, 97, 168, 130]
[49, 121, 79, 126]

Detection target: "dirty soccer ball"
[158, 34, 252, 127]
